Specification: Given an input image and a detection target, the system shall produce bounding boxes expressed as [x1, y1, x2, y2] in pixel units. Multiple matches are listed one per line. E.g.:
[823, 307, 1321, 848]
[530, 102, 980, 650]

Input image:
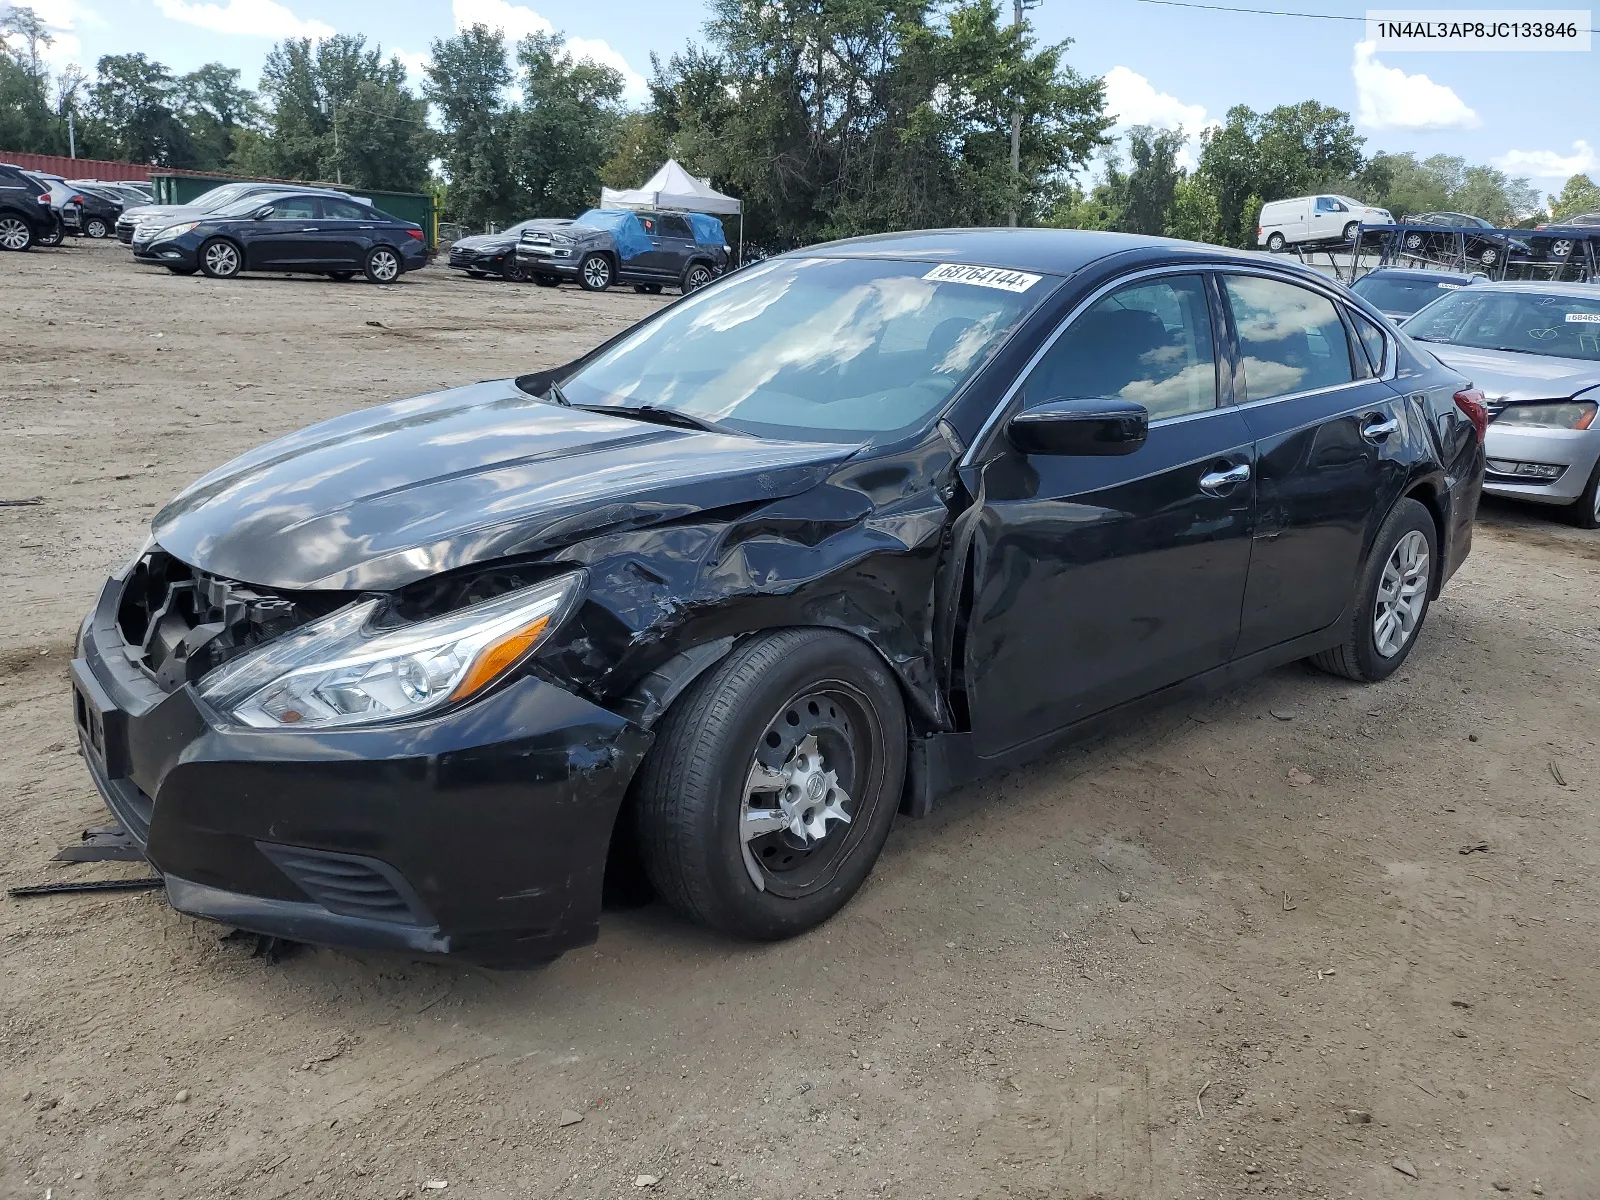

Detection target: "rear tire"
[1308, 498, 1437, 682]
[38, 222, 63, 247]
[1266, 232, 1285, 252]
[198, 237, 242, 278]
[633, 283, 663, 294]
[0, 216, 33, 251]
[681, 261, 714, 293]
[85, 217, 108, 239]
[1566, 459, 1600, 530]
[577, 252, 613, 291]
[633, 629, 907, 940]
[364, 245, 402, 284]
[1479, 246, 1499, 267]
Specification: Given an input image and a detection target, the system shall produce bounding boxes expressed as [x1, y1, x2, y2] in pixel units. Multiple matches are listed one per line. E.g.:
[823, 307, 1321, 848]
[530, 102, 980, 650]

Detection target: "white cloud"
[1351, 41, 1478, 130]
[451, 0, 648, 104]
[394, 47, 432, 89]
[1101, 66, 1216, 170]
[3, 0, 92, 66]
[153, 0, 335, 39]
[1493, 141, 1599, 181]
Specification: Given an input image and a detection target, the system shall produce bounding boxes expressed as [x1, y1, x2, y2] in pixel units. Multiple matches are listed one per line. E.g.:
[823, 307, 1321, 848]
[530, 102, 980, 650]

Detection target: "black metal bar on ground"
[8, 877, 163, 898]
[54, 825, 145, 863]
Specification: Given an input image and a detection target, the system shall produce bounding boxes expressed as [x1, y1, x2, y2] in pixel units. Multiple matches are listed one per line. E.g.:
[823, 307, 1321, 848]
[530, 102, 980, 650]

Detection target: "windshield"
[1404, 289, 1600, 361]
[1351, 275, 1469, 316]
[193, 184, 256, 211]
[561, 257, 1054, 442]
[214, 193, 289, 217]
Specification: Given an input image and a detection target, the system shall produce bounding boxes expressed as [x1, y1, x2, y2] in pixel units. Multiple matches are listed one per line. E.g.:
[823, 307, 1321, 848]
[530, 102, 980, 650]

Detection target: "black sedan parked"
[446, 220, 546, 279]
[66, 182, 127, 239]
[71, 230, 1485, 965]
[1398, 212, 1529, 268]
[133, 191, 428, 282]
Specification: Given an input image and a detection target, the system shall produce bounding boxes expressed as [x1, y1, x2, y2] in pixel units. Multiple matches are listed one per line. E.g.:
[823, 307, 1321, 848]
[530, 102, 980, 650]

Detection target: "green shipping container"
[148, 172, 438, 248]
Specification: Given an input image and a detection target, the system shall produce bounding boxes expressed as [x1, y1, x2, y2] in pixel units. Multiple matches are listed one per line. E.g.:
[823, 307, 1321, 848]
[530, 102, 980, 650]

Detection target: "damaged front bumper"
[71, 568, 652, 966]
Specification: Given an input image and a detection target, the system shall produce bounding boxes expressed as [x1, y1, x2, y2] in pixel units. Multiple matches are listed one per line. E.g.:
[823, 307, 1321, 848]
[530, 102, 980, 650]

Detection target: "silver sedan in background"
[1404, 282, 1600, 528]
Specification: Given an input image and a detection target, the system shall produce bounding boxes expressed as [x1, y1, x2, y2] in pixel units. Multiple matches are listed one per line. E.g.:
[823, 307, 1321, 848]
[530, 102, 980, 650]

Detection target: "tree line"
[4, 0, 1597, 246]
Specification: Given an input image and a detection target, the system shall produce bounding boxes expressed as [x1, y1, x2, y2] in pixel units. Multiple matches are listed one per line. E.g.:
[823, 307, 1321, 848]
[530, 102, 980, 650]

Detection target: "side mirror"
[1007, 398, 1149, 457]
[252, 206, 274, 220]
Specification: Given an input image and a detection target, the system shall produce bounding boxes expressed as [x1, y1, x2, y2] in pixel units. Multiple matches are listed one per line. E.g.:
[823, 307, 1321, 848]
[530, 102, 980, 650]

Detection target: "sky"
[10, 0, 1599, 197]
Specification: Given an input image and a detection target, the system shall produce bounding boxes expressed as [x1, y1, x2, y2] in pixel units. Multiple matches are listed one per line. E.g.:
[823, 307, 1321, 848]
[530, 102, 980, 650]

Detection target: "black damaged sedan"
[72, 230, 1486, 965]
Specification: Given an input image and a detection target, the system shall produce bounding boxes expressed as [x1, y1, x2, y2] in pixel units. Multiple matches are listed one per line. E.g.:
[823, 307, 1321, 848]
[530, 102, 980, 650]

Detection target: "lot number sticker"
[1565, 312, 1600, 323]
[924, 263, 1042, 293]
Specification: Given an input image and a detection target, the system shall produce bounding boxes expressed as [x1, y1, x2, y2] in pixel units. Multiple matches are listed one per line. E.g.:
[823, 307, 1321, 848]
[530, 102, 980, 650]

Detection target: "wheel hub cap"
[1, 220, 26, 249]
[1373, 530, 1429, 658]
[742, 731, 853, 890]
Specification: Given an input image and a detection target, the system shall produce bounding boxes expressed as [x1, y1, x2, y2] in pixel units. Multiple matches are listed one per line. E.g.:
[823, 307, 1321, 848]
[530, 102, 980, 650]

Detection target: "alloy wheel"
[0, 217, 29, 250]
[369, 249, 400, 282]
[86, 218, 107, 238]
[583, 256, 611, 289]
[740, 687, 868, 893]
[204, 241, 239, 276]
[685, 264, 712, 292]
[1373, 530, 1430, 658]
[1552, 239, 1574, 259]
[1404, 233, 1424, 250]
[1480, 247, 1498, 266]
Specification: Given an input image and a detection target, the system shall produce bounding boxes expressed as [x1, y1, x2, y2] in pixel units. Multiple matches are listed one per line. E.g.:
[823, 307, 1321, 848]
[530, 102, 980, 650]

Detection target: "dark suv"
[515, 208, 730, 293]
[0, 164, 59, 251]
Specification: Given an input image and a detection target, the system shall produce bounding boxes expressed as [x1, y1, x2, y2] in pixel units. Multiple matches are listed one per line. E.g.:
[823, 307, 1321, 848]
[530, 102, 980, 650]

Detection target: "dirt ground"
[3, 239, 1599, 1200]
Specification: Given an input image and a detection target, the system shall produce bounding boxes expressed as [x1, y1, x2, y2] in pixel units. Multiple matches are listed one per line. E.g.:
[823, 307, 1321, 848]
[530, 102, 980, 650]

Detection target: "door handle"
[1199, 462, 1251, 494]
[301, 227, 320, 232]
[1361, 415, 1399, 441]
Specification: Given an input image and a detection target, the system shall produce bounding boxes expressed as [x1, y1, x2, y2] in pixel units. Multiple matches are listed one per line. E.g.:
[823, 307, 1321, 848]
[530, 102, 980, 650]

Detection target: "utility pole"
[332, 104, 343, 185]
[1009, 0, 1040, 227]
[68, 107, 76, 158]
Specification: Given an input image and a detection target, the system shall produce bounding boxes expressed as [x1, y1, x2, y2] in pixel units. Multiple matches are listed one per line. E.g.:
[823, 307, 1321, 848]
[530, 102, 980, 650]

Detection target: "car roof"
[1356, 267, 1483, 281]
[787, 228, 1276, 277]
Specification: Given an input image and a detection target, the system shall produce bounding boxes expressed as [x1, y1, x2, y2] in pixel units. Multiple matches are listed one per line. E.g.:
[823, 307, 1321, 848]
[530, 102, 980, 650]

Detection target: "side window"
[1350, 309, 1389, 376]
[265, 196, 318, 220]
[638, 215, 656, 235]
[1022, 274, 1218, 421]
[656, 214, 691, 239]
[1315, 197, 1336, 213]
[320, 199, 369, 221]
[1222, 275, 1355, 402]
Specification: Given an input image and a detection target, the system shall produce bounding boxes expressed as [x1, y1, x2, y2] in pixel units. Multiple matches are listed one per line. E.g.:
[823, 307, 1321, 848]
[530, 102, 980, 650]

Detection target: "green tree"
[0, 5, 65, 153]
[1166, 173, 1221, 243]
[1550, 172, 1600, 219]
[424, 24, 515, 228]
[507, 31, 624, 217]
[181, 63, 263, 172]
[1119, 125, 1184, 236]
[1353, 152, 1540, 225]
[1196, 101, 1365, 247]
[602, 109, 673, 189]
[256, 35, 431, 190]
[88, 53, 195, 165]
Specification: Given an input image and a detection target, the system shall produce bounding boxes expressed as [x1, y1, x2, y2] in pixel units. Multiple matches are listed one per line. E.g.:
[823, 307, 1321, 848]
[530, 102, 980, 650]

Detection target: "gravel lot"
[3, 238, 1599, 1200]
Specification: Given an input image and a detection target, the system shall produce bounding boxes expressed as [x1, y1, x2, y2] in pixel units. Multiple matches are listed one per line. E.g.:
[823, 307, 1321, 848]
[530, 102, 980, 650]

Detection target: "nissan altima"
[71, 229, 1486, 965]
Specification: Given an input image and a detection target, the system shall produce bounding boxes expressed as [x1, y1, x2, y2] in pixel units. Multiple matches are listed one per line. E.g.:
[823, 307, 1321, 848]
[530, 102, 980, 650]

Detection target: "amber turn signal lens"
[449, 615, 551, 701]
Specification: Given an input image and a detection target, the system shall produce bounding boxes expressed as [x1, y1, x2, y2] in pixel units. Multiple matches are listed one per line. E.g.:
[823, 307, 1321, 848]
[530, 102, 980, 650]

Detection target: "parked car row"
[446, 208, 733, 295]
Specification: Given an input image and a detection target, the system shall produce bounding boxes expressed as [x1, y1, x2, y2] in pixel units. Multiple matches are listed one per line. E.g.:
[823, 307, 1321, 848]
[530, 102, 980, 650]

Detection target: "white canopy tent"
[600, 159, 745, 264]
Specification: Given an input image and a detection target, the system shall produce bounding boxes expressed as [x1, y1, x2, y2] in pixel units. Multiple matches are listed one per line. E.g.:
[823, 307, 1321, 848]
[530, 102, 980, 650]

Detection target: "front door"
[246, 195, 323, 269]
[1219, 272, 1410, 656]
[1309, 196, 1343, 240]
[964, 272, 1257, 758]
[653, 214, 696, 281]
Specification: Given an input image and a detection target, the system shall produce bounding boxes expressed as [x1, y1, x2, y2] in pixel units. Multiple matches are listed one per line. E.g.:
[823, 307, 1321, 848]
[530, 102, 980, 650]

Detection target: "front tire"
[1343, 221, 1361, 242]
[1479, 246, 1499, 267]
[166, 265, 196, 275]
[0, 216, 33, 251]
[1567, 459, 1600, 530]
[577, 252, 613, 291]
[328, 271, 355, 281]
[633, 629, 907, 940]
[364, 245, 402, 284]
[1308, 498, 1437, 682]
[199, 237, 242, 278]
[1266, 231, 1285, 252]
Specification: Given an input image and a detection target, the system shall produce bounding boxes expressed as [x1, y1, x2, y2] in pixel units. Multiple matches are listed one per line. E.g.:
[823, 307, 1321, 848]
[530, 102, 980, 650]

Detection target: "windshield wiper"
[574, 403, 727, 434]
[545, 380, 571, 406]
[1407, 335, 1451, 342]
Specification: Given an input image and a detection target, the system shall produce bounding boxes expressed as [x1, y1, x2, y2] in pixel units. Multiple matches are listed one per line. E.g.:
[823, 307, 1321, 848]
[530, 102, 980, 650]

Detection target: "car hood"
[151, 379, 859, 592]
[1420, 345, 1600, 402]
[452, 234, 517, 252]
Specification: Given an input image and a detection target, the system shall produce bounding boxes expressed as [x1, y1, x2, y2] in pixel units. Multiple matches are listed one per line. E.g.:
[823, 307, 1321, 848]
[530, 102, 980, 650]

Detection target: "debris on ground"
[560, 1110, 583, 1127]
[1392, 1157, 1419, 1178]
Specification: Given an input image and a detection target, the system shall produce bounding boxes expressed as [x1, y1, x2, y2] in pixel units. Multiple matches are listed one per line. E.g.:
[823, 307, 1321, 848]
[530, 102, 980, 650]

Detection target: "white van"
[1258, 195, 1393, 251]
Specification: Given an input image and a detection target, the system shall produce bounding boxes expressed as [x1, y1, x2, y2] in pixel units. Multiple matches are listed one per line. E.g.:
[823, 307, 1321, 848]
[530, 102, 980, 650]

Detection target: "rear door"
[1221, 271, 1410, 656]
[626, 213, 674, 279]
[312, 197, 374, 267]
[963, 270, 1257, 756]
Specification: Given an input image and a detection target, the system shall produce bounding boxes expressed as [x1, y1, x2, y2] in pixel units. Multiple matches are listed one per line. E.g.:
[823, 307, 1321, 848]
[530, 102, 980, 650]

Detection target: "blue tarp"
[686, 212, 726, 247]
[574, 209, 652, 261]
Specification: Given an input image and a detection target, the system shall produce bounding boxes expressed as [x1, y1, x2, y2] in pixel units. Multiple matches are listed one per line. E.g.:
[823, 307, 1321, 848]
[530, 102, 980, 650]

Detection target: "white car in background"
[1259, 194, 1393, 252]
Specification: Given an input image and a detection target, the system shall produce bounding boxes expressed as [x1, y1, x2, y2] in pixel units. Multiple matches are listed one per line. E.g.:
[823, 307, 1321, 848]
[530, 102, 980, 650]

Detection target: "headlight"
[1495, 400, 1597, 430]
[154, 222, 198, 241]
[197, 573, 583, 730]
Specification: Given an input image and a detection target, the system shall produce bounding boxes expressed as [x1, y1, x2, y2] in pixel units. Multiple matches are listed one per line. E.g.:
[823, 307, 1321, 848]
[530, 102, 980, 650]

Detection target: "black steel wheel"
[633, 629, 907, 940]
[199, 237, 242, 278]
[681, 261, 714, 293]
[1266, 231, 1285, 252]
[502, 258, 531, 282]
[364, 245, 402, 284]
[0, 216, 32, 251]
[1308, 498, 1437, 683]
[577, 252, 613, 291]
